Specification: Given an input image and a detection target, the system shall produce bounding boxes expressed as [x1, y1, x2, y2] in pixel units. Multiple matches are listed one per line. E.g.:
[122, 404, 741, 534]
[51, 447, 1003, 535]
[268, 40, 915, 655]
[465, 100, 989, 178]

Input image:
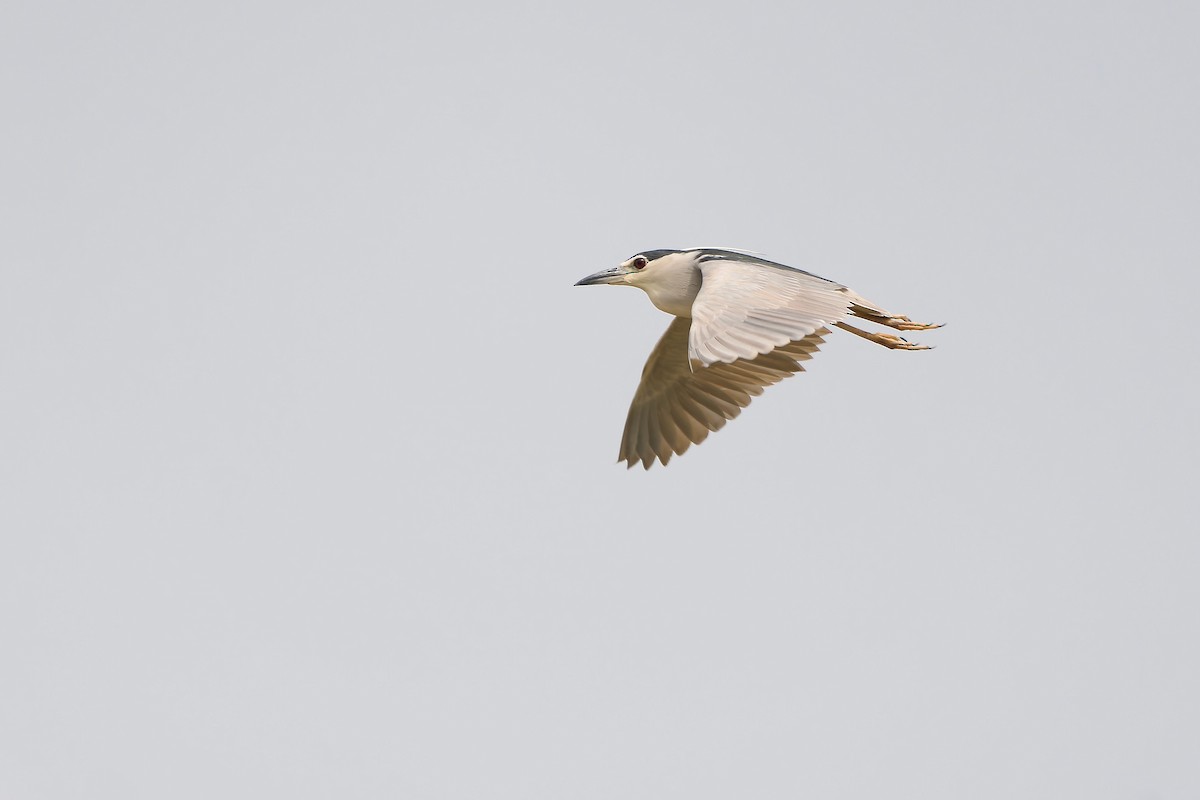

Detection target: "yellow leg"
[835, 321, 933, 350]
[850, 306, 943, 331]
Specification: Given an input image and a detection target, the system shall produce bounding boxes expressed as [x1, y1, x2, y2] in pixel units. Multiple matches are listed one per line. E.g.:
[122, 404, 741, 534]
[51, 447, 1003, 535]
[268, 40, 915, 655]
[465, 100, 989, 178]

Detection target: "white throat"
[628, 251, 703, 318]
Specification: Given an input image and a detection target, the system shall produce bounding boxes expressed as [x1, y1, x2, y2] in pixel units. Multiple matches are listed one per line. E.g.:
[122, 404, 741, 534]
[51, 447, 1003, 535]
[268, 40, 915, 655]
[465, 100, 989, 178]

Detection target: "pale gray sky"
[2, 1, 1198, 798]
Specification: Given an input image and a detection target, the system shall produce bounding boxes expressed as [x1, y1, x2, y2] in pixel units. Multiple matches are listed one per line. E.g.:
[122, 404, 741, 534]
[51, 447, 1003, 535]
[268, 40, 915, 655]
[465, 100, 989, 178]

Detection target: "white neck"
[628, 251, 703, 317]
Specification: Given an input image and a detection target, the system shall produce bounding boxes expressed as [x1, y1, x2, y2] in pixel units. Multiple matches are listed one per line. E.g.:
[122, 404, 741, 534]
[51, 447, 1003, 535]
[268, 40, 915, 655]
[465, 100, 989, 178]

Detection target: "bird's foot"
[874, 333, 933, 350]
[880, 315, 943, 331]
[835, 322, 933, 350]
[849, 304, 943, 331]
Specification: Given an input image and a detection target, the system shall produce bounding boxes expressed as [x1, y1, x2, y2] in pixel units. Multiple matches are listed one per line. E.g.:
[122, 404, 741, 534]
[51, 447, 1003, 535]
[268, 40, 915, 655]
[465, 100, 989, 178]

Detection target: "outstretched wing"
[687, 253, 853, 366]
[620, 317, 829, 469]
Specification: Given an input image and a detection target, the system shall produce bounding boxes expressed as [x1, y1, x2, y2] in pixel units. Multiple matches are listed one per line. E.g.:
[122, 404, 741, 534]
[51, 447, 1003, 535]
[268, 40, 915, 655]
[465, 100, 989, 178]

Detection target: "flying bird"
[575, 248, 940, 469]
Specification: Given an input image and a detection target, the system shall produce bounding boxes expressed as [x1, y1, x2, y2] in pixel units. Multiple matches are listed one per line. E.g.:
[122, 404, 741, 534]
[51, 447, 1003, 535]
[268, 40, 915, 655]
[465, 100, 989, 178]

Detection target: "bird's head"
[573, 250, 683, 289]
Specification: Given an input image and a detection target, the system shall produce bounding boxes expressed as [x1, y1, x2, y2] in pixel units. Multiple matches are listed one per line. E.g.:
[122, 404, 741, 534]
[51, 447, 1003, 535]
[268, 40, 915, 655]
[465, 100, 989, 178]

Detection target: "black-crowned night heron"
[575, 248, 941, 469]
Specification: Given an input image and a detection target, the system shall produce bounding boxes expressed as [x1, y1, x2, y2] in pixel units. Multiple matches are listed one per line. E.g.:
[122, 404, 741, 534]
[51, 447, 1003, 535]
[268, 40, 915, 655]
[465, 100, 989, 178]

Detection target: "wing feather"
[618, 317, 830, 469]
[688, 257, 853, 366]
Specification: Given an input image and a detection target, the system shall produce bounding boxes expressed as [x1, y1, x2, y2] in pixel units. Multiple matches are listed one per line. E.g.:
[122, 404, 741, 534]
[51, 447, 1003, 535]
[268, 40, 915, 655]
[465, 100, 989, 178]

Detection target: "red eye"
[632, 256, 648, 269]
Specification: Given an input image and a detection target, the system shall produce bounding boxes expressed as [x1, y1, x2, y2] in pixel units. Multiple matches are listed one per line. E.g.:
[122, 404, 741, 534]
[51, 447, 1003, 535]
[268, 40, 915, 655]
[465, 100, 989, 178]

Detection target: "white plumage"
[575, 248, 940, 469]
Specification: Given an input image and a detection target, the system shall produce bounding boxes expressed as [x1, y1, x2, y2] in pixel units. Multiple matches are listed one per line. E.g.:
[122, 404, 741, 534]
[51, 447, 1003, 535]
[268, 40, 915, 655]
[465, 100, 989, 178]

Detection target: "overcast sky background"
[2, 1, 1198, 798]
